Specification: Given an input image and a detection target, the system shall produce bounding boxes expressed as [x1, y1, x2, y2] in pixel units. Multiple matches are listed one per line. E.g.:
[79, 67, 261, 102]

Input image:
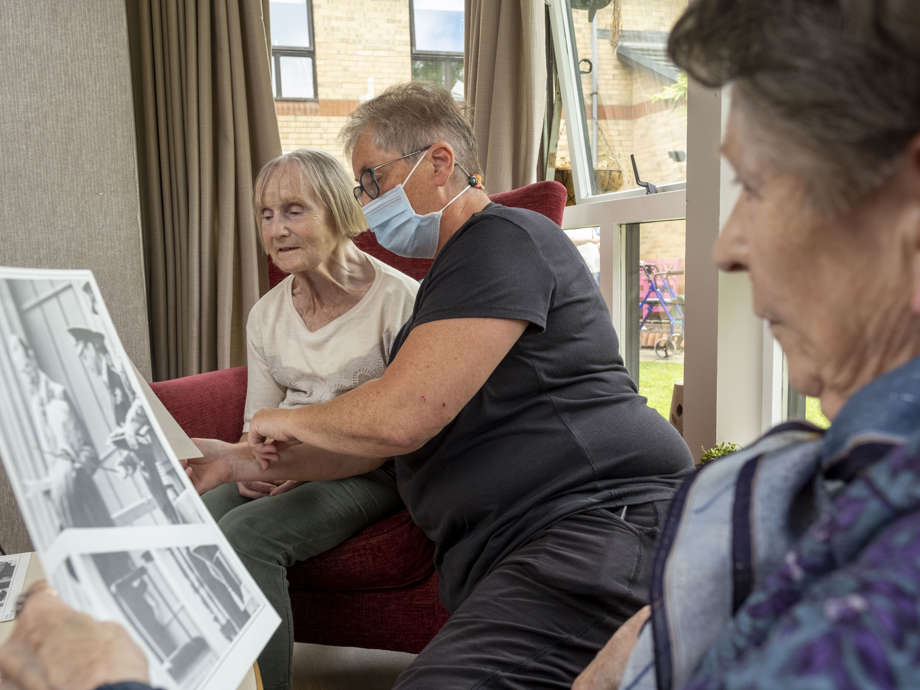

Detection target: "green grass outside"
[638, 361, 684, 419]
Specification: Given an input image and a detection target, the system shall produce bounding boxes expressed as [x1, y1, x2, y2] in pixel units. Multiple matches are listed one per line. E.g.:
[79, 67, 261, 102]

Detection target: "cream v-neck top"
[242, 253, 418, 429]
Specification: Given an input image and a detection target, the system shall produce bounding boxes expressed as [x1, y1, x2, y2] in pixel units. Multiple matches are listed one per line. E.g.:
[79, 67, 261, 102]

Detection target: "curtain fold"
[464, 0, 547, 193]
[128, 0, 281, 380]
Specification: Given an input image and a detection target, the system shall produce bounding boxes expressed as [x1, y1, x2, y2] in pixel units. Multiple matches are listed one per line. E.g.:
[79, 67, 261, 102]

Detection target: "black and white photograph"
[0, 272, 205, 549]
[0, 267, 280, 690]
[0, 552, 31, 621]
[66, 545, 262, 690]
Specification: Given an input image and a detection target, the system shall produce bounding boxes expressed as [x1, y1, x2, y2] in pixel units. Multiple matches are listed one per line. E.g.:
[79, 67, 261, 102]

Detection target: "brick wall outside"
[276, 0, 412, 169]
[274, 0, 686, 267]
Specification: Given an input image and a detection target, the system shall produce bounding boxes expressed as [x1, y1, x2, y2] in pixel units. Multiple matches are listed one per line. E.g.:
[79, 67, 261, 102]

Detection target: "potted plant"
[699, 441, 740, 466]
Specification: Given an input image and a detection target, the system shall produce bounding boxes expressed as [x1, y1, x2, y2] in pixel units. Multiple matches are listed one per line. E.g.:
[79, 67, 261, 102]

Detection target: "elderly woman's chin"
[270, 246, 309, 273]
[771, 325, 831, 412]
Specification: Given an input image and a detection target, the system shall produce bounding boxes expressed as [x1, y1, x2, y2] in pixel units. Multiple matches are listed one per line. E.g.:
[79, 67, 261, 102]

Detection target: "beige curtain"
[127, 0, 281, 380]
[465, 0, 547, 193]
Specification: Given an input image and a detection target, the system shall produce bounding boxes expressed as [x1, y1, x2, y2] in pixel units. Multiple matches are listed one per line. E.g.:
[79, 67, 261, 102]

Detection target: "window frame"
[408, 0, 464, 93]
[270, 0, 318, 102]
[549, 0, 779, 458]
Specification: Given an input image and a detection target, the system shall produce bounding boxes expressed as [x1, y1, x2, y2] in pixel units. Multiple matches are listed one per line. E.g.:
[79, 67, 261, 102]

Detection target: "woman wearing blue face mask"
[356, 143, 480, 258]
[184, 81, 693, 689]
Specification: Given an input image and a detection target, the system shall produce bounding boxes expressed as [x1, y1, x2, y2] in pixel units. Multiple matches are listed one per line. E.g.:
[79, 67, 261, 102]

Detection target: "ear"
[427, 141, 456, 187]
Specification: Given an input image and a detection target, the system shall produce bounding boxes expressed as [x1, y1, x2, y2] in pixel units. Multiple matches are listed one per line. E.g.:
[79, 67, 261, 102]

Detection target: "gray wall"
[0, 0, 149, 552]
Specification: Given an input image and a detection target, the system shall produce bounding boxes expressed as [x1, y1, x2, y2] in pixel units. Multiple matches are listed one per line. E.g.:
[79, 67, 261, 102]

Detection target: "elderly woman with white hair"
[191, 148, 418, 690]
[575, 1, 920, 689]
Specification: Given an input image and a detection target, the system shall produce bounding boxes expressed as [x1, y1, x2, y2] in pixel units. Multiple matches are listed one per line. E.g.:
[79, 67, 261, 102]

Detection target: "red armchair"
[151, 181, 568, 653]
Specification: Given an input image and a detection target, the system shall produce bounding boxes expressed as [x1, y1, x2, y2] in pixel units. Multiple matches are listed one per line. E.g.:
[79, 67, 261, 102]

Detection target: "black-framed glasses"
[353, 145, 431, 202]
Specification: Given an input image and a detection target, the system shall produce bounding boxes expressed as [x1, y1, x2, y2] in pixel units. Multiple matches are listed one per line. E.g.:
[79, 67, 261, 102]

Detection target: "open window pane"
[270, 0, 311, 48]
[279, 55, 315, 99]
[634, 220, 685, 419]
[552, 0, 688, 199]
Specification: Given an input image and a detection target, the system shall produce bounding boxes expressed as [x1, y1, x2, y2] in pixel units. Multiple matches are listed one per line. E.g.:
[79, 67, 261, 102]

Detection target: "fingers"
[0, 582, 149, 690]
[246, 430, 272, 470]
[236, 481, 277, 498]
[16, 581, 58, 618]
[236, 485, 265, 499]
[23, 579, 55, 600]
[13, 580, 54, 622]
[254, 447, 279, 470]
[269, 480, 302, 496]
[247, 438, 278, 471]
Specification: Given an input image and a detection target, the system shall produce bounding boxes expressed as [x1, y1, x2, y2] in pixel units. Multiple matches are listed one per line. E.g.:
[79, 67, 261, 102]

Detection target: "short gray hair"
[340, 81, 481, 176]
[253, 149, 366, 239]
[669, 0, 920, 212]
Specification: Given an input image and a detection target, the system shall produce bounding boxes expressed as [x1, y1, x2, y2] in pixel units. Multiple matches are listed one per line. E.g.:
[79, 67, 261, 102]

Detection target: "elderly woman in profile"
[575, 1, 920, 689]
[192, 148, 417, 690]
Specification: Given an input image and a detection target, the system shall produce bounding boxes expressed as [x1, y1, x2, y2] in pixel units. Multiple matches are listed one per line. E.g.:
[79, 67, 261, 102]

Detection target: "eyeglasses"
[353, 146, 431, 202]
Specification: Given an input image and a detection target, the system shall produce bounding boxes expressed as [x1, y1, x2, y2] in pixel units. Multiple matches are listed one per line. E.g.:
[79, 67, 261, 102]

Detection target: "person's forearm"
[216, 436, 385, 483]
[272, 378, 442, 458]
[245, 439, 385, 481]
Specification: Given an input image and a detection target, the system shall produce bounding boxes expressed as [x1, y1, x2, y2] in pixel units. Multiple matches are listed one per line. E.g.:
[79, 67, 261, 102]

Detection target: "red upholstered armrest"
[149, 366, 248, 443]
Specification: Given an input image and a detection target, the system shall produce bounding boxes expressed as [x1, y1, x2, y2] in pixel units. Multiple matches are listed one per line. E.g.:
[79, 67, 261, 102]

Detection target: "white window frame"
[548, 0, 781, 458]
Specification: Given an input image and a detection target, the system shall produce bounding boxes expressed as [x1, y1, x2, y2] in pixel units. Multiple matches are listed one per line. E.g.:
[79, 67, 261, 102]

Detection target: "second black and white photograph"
[60, 544, 262, 690]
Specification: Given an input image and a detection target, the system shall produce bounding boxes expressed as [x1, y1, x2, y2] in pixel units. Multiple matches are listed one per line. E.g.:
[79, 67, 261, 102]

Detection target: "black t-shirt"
[390, 204, 693, 611]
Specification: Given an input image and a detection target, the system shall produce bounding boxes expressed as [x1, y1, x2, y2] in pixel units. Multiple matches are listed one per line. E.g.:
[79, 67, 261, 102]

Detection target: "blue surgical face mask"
[362, 150, 472, 259]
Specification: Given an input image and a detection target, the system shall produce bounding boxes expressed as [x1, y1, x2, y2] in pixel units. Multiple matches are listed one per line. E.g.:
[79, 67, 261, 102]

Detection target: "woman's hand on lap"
[269, 479, 303, 495]
[237, 480, 285, 498]
[185, 437, 248, 493]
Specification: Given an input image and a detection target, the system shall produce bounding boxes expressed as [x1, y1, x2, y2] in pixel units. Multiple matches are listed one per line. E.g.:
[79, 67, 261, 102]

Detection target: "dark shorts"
[394, 500, 667, 689]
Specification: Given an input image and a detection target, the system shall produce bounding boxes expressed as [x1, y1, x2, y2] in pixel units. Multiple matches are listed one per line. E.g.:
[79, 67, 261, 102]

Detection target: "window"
[410, 0, 464, 97]
[549, 0, 688, 418]
[269, 0, 316, 100]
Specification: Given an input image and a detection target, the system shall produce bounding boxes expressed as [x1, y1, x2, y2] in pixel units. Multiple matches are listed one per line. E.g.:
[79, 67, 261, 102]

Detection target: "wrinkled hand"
[572, 605, 650, 690]
[184, 438, 242, 494]
[0, 581, 149, 690]
[269, 480, 303, 496]
[237, 480, 285, 499]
